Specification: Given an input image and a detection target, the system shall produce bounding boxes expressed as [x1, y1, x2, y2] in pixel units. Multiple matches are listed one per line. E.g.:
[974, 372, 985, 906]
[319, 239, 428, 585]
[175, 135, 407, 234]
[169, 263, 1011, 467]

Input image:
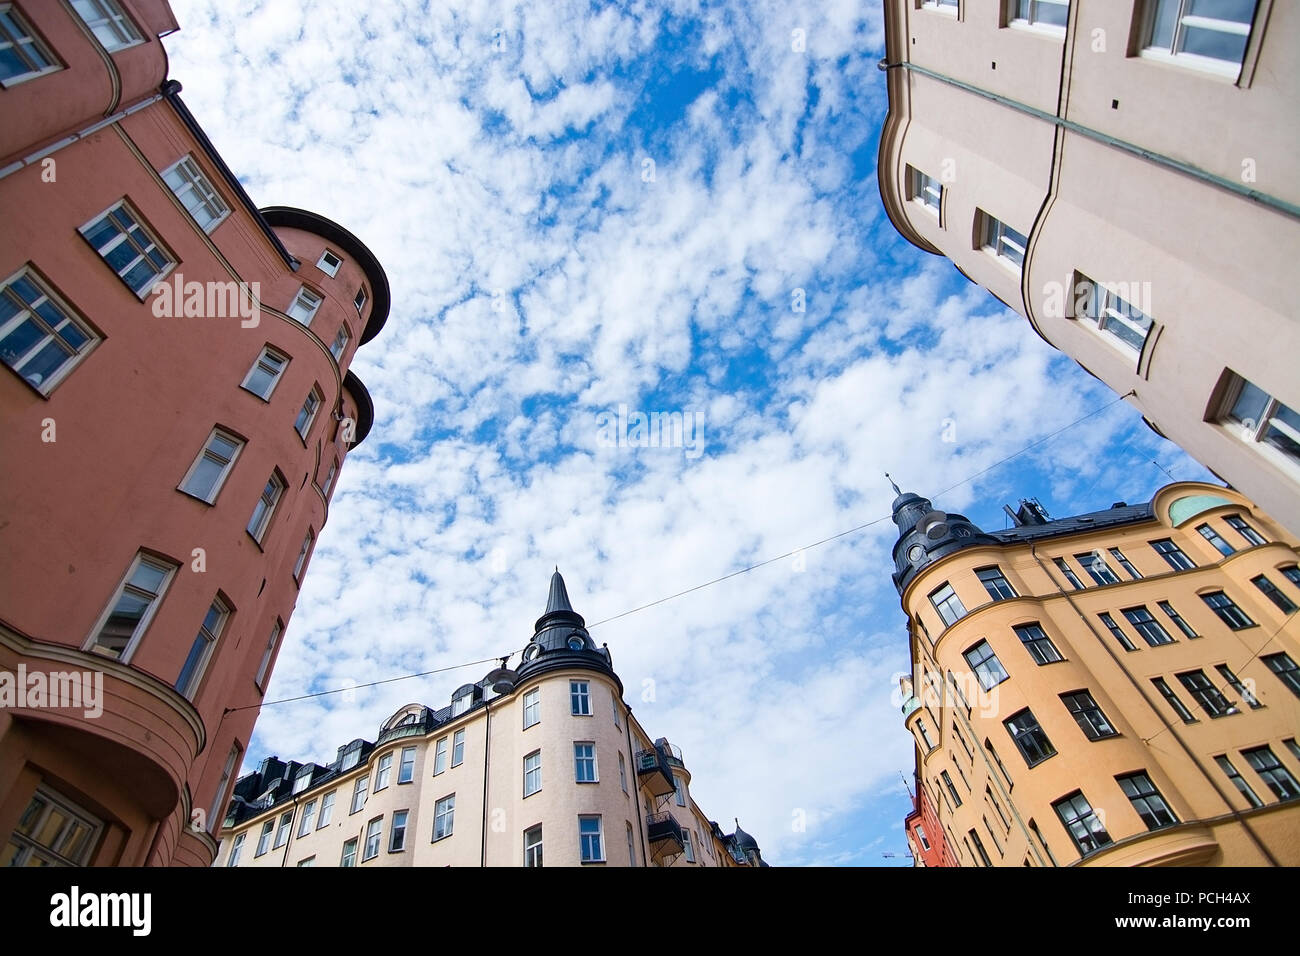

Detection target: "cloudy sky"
[164, 0, 1213, 866]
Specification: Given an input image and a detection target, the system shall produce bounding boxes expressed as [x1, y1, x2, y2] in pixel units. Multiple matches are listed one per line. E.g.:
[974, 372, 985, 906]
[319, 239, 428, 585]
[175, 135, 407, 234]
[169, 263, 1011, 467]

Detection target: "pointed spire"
[886, 472, 902, 496]
[534, 567, 586, 634]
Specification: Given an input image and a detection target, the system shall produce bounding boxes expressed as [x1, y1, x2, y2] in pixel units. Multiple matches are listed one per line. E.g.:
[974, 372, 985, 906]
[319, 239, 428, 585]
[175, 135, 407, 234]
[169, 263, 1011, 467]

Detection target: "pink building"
[0, 0, 389, 866]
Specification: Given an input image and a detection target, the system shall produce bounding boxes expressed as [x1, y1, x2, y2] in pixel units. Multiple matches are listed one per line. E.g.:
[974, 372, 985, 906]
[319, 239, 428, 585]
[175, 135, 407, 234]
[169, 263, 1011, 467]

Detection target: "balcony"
[660, 741, 685, 771]
[376, 716, 432, 746]
[635, 746, 675, 798]
[646, 812, 684, 864]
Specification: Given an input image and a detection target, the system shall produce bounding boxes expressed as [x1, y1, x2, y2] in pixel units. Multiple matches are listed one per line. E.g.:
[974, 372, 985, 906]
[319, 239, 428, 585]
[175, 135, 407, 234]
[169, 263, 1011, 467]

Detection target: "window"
[246, 471, 285, 543]
[1061, 690, 1117, 740]
[0, 6, 58, 85]
[612, 691, 621, 728]
[1197, 523, 1235, 557]
[1253, 575, 1298, 613]
[1158, 600, 1198, 638]
[1262, 653, 1300, 697]
[523, 750, 542, 797]
[226, 832, 245, 867]
[3, 786, 102, 867]
[979, 213, 1028, 268]
[317, 250, 343, 277]
[1287, 739, 1300, 764]
[350, 775, 368, 814]
[297, 799, 317, 837]
[273, 810, 293, 849]
[575, 743, 597, 783]
[683, 829, 695, 863]
[674, 775, 686, 807]
[179, 429, 243, 503]
[1053, 791, 1112, 856]
[1201, 591, 1255, 629]
[1076, 551, 1121, 586]
[296, 856, 314, 867]
[930, 583, 966, 626]
[1151, 538, 1196, 571]
[1152, 677, 1195, 723]
[1215, 755, 1263, 808]
[907, 165, 942, 213]
[523, 687, 540, 728]
[1280, 565, 1300, 589]
[294, 387, 322, 439]
[940, 771, 962, 808]
[374, 752, 392, 791]
[1074, 275, 1153, 352]
[354, 286, 368, 313]
[1122, 606, 1174, 646]
[432, 737, 448, 775]
[963, 640, 1009, 691]
[922, 0, 960, 8]
[1216, 663, 1260, 709]
[255, 621, 282, 691]
[86, 553, 176, 661]
[330, 326, 350, 360]
[967, 828, 992, 866]
[292, 529, 315, 583]
[1014, 623, 1063, 665]
[209, 744, 241, 832]
[433, 794, 455, 840]
[985, 788, 1011, 833]
[513, 824, 542, 868]
[175, 597, 228, 698]
[388, 810, 408, 852]
[1109, 547, 1142, 579]
[1223, 515, 1265, 547]
[627, 822, 637, 866]
[618, 752, 627, 793]
[1177, 670, 1237, 718]
[915, 824, 932, 852]
[916, 717, 935, 752]
[292, 768, 314, 795]
[1009, 0, 1068, 30]
[579, 815, 603, 862]
[1053, 557, 1084, 590]
[70, 0, 141, 51]
[1220, 376, 1300, 465]
[1004, 709, 1056, 767]
[287, 286, 323, 325]
[1142, 0, 1258, 74]
[254, 820, 273, 856]
[0, 267, 98, 394]
[977, 566, 1018, 601]
[340, 838, 358, 867]
[1117, 772, 1178, 830]
[1242, 746, 1299, 801]
[161, 155, 229, 232]
[80, 201, 172, 297]
[450, 728, 465, 768]
[321, 458, 338, 497]
[398, 746, 416, 784]
[318, 791, 335, 828]
[1098, 610, 1134, 647]
[240, 347, 288, 400]
[570, 681, 591, 715]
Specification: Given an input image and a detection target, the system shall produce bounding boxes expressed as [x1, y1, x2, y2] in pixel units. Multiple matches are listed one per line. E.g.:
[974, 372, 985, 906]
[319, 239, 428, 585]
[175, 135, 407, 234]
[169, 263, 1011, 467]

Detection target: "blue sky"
[165, 0, 1213, 866]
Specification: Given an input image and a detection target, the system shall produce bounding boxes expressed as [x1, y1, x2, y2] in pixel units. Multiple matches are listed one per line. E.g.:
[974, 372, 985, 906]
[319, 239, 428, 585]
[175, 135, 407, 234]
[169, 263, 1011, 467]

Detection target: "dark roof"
[989, 500, 1154, 543]
[341, 369, 375, 445]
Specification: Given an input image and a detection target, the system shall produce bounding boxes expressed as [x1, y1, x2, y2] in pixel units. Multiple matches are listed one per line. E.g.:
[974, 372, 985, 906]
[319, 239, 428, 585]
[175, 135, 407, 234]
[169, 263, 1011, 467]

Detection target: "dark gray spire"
[534, 568, 586, 633]
[886, 473, 902, 496]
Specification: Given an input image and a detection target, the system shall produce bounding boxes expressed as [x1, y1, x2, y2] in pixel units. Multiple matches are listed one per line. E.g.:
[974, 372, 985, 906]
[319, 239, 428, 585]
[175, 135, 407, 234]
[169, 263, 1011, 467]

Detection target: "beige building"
[878, 1, 1300, 534]
[892, 478, 1300, 865]
[214, 571, 767, 867]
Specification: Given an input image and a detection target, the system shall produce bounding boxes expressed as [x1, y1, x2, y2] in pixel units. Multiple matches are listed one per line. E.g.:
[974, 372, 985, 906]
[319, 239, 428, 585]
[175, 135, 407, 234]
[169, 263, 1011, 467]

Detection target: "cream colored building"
[878, 1, 1300, 534]
[892, 479, 1300, 866]
[214, 571, 766, 868]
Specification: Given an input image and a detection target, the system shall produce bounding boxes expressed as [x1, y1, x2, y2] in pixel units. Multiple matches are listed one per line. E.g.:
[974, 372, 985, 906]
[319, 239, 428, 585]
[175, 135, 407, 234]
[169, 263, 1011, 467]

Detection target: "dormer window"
[292, 771, 313, 794]
[451, 689, 473, 717]
[567, 635, 585, 650]
[317, 250, 343, 277]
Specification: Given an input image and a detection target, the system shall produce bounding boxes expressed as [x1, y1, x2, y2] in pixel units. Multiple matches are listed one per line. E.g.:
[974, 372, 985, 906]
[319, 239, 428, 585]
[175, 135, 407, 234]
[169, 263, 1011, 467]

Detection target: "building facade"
[878, 1, 1300, 534]
[215, 571, 767, 868]
[892, 479, 1300, 866]
[0, 0, 389, 866]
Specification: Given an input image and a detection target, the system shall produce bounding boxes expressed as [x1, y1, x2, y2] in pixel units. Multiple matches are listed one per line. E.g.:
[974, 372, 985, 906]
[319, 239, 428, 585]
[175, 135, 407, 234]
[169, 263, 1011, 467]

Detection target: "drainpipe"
[1028, 543, 1279, 866]
[480, 698, 492, 867]
[625, 708, 650, 867]
[0, 91, 165, 180]
[279, 792, 301, 868]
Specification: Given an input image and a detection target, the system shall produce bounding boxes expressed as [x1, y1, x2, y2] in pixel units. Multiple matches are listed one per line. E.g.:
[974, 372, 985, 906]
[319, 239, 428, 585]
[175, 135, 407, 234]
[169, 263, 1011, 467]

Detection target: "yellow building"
[214, 571, 766, 867]
[877, 1, 1300, 534]
[893, 479, 1300, 866]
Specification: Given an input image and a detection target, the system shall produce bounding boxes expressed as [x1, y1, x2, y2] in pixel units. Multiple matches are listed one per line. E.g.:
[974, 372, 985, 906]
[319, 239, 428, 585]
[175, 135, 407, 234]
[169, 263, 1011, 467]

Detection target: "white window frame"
[292, 528, 315, 583]
[321, 457, 339, 497]
[674, 774, 686, 807]
[980, 211, 1028, 270]
[1073, 274, 1153, 355]
[318, 791, 336, 828]
[340, 837, 358, 867]
[70, 0, 142, 52]
[1140, 0, 1256, 78]
[294, 386, 322, 440]
[362, 816, 382, 861]
[297, 798, 317, 837]
[246, 470, 286, 544]
[433, 737, 448, 775]
[330, 325, 350, 361]
[240, 346, 289, 401]
[574, 742, 598, 783]
[571, 680, 591, 715]
[353, 286, 368, 314]
[178, 427, 243, 503]
[907, 165, 942, 215]
[389, 809, 408, 852]
[579, 815, 604, 863]
[6, 785, 104, 867]
[0, 5, 59, 88]
[1007, 0, 1068, 33]
[375, 752, 392, 791]
[161, 155, 230, 233]
[451, 728, 466, 767]
[272, 810, 293, 849]
[627, 821, 636, 866]
[79, 200, 174, 298]
[296, 855, 315, 867]
[433, 794, 455, 841]
[175, 595, 229, 699]
[524, 825, 543, 867]
[1217, 374, 1300, 473]
[255, 620, 282, 691]
[398, 746, 416, 784]
[524, 750, 542, 797]
[350, 775, 368, 814]
[920, 0, 960, 16]
[683, 829, 695, 862]
[209, 744, 242, 833]
[316, 249, 343, 277]
[255, 820, 273, 856]
[286, 285, 323, 325]
[83, 552, 177, 663]
[619, 751, 627, 793]
[227, 831, 245, 866]
[0, 266, 100, 395]
[612, 691, 621, 728]
[523, 687, 540, 728]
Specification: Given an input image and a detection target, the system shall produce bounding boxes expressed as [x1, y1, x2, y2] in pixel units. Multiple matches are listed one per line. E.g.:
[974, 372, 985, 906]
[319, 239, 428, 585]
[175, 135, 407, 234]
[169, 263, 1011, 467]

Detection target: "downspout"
[1029, 543, 1279, 866]
[625, 709, 650, 867]
[279, 792, 301, 868]
[480, 699, 492, 867]
[0, 91, 164, 180]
